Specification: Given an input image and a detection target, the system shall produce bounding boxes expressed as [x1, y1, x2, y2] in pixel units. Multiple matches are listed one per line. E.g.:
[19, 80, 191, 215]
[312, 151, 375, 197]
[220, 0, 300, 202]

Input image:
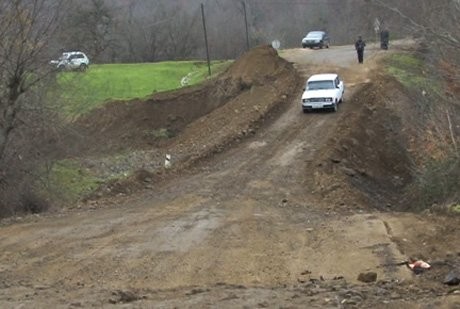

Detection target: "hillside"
[0, 43, 459, 308]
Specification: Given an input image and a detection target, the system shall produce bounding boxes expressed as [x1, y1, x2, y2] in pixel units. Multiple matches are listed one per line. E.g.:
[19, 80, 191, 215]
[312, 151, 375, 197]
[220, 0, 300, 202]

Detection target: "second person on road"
[355, 36, 366, 64]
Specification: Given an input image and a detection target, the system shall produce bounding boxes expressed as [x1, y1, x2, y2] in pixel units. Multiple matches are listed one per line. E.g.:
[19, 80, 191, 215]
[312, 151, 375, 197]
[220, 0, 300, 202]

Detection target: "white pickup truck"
[301, 73, 344, 112]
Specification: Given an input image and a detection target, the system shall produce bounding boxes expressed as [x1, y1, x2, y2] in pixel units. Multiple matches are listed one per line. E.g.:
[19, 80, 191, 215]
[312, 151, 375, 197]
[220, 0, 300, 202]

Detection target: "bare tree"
[370, 0, 460, 95]
[60, 0, 114, 62]
[371, 0, 460, 46]
[0, 0, 63, 159]
[114, 1, 169, 62]
[162, 5, 201, 60]
[0, 0, 65, 216]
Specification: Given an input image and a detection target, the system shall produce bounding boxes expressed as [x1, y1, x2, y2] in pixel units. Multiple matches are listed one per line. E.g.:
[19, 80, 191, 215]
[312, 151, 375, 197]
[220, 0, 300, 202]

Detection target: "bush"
[0, 184, 51, 218]
[414, 154, 460, 210]
[20, 191, 50, 214]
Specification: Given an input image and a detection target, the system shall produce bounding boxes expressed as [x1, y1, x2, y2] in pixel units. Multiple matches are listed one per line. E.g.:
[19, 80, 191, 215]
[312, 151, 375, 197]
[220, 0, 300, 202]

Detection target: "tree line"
[49, 0, 414, 63]
[43, 0, 459, 66]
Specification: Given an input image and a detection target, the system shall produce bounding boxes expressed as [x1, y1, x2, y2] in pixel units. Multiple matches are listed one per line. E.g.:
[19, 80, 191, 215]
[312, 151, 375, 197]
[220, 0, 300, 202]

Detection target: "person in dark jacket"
[355, 36, 366, 64]
[380, 29, 389, 49]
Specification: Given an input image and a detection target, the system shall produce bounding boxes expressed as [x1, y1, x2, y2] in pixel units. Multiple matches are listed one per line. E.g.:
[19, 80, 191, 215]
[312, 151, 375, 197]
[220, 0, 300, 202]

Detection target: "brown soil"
[311, 75, 420, 211]
[0, 44, 459, 308]
[73, 45, 298, 156]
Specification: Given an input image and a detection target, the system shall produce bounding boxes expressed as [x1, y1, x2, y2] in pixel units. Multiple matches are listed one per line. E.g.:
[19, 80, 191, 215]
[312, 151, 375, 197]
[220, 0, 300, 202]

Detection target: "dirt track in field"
[0, 43, 459, 308]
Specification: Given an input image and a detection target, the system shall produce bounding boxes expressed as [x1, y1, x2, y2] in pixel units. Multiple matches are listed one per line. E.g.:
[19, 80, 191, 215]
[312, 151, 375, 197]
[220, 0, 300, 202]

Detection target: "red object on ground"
[408, 260, 431, 270]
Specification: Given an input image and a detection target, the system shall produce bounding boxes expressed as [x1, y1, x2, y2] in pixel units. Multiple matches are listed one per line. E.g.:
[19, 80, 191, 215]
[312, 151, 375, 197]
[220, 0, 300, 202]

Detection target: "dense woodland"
[50, 0, 415, 63]
[44, 0, 458, 69]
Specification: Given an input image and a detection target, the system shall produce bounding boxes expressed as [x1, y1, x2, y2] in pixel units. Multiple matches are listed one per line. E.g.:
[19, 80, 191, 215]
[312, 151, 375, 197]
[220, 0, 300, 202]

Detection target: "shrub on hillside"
[415, 154, 460, 210]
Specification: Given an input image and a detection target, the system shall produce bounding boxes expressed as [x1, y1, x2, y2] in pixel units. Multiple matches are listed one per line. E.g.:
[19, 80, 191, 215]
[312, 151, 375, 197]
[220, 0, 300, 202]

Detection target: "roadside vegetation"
[415, 157, 460, 211]
[386, 54, 424, 86]
[41, 60, 232, 204]
[52, 60, 231, 118]
[38, 160, 102, 204]
[386, 52, 459, 212]
[385, 53, 443, 112]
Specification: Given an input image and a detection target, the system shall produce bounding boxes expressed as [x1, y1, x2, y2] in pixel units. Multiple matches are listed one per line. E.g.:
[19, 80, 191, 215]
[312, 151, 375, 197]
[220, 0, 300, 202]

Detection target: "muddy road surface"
[1, 44, 459, 308]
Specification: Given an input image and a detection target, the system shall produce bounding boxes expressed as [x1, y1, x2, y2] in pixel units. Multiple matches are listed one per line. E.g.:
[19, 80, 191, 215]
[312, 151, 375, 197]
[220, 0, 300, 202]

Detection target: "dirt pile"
[72, 45, 299, 158]
[311, 74, 431, 211]
[167, 45, 300, 167]
[223, 45, 290, 87]
[75, 45, 301, 198]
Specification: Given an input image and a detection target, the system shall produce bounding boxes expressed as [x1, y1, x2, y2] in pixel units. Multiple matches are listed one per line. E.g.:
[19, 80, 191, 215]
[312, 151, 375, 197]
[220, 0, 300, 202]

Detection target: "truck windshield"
[307, 80, 334, 90]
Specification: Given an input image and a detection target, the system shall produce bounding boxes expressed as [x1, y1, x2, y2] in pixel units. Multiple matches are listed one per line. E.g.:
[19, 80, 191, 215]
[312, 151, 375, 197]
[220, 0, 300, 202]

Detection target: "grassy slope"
[386, 53, 459, 211]
[54, 60, 231, 118]
[386, 53, 425, 87]
[45, 60, 231, 205]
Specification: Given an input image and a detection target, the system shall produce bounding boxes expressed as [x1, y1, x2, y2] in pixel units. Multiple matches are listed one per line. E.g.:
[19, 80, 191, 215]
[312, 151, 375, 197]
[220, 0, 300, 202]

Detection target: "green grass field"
[52, 60, 231, 118]
[44, 60, 231, 203]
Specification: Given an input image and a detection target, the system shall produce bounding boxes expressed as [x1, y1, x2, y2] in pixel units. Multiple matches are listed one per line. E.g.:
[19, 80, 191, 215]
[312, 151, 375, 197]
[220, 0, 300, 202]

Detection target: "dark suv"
[301, 31, 330, 49]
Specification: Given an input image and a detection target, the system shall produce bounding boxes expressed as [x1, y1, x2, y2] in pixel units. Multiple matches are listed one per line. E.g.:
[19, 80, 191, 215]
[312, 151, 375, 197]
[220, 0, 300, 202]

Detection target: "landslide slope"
[73, 45, 300, 160]
[64, 45, 301, 200]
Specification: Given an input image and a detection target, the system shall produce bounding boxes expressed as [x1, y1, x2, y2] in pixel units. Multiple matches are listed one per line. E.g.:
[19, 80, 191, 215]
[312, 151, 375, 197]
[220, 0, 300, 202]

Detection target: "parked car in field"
[50, 51, 90, 71]
[301, 73, 344, 113]
[301, 31, 330, 49]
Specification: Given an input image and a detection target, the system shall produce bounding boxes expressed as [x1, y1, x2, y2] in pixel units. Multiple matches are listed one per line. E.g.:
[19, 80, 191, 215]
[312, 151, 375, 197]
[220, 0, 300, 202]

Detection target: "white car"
[50, 51, 90, 71]
[301, 73, 344, 112]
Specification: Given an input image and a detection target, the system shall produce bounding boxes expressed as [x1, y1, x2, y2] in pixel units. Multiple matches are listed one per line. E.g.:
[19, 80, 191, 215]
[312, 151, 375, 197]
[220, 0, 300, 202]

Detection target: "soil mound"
[72, 45, 298, 157]
[311, 74, 426, 211]
[223, 45, 288, 86]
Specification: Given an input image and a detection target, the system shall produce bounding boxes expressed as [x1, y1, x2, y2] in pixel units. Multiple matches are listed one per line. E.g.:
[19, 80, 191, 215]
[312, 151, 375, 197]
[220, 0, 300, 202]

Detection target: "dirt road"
[1, 44, 459, 308]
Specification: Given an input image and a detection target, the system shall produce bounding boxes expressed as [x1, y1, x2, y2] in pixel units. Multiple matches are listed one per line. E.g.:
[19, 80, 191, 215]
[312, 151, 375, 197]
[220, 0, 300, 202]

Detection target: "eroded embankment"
[311, 73, 435, 211]
[79, 45, 302, 197]
[72, 45, 300, 157]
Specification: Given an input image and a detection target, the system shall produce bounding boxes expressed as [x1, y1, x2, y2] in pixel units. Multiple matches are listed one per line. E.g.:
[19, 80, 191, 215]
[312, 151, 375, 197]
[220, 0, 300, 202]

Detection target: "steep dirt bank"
[73, 45, 300, 157]
[310, 63, 460, 213]
[75, 45, 302, 198]
[310, 74, 416, 210]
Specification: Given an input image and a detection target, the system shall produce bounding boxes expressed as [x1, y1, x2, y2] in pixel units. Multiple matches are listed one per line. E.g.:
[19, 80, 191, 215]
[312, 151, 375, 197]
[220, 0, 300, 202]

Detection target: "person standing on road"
[355, 36, 366, 64]
[380, 29, 389, 50]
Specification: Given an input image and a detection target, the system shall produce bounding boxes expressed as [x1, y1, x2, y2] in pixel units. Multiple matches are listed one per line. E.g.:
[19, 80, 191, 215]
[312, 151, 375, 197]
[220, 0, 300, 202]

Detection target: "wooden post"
[201, 3, 211, 76]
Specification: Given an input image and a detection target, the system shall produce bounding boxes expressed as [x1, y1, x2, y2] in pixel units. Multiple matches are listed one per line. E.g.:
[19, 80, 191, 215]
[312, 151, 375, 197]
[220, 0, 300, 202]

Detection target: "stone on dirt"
[339, 166, 357, 177]
[357, 272, 377, 283]
[443, 270, 460, 286]
[109, 290, 140, 304]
